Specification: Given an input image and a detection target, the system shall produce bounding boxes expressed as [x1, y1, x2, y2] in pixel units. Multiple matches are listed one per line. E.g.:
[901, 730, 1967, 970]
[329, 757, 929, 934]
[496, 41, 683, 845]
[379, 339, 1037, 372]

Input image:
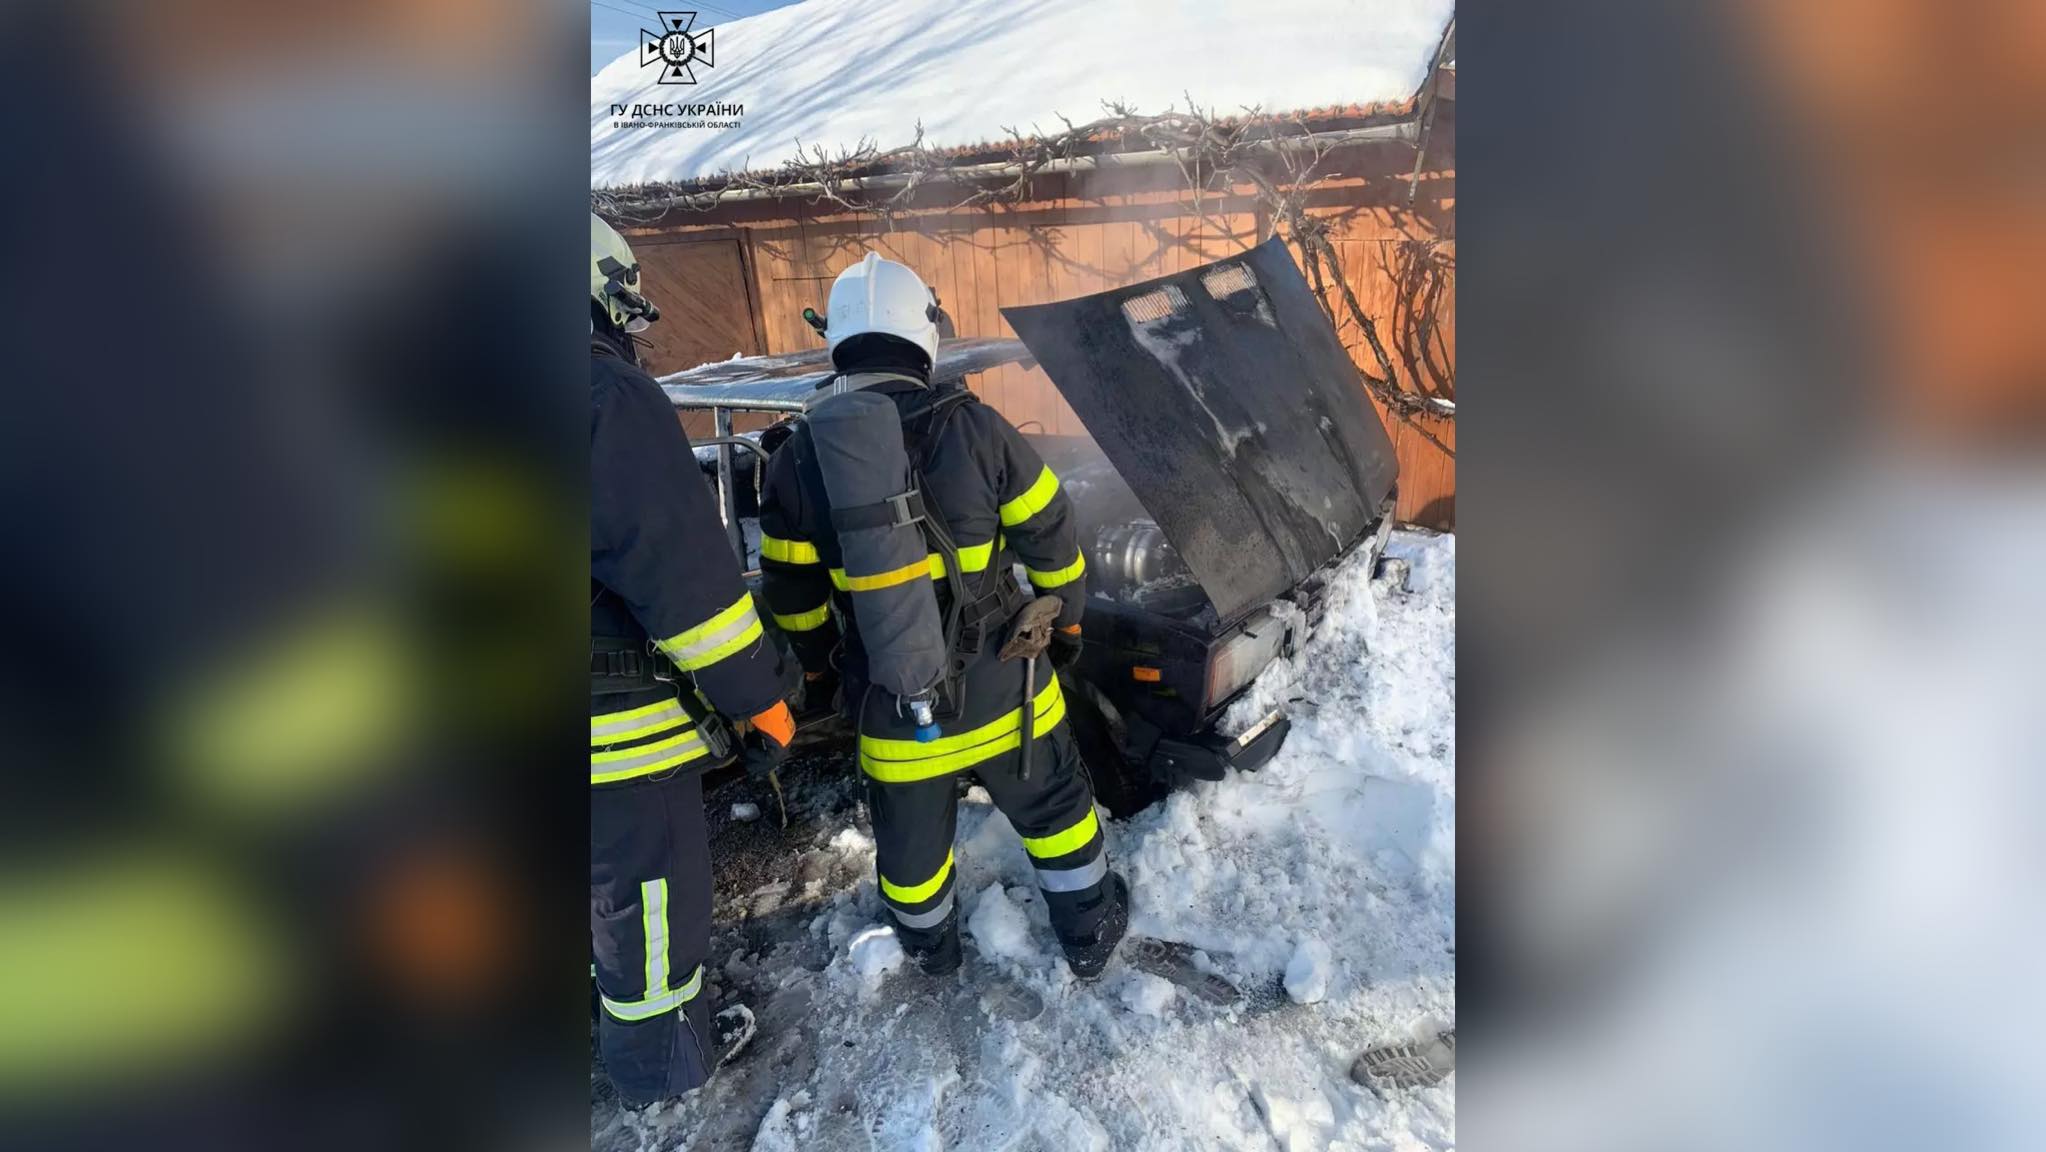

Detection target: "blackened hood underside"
[1002, 237, 1399, 624]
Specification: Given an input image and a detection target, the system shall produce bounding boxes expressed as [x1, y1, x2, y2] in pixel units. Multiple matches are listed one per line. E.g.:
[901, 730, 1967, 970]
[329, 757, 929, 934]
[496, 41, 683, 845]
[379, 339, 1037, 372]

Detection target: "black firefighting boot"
[898, 907, 963, 977]
[1060, 871, 1129, 980]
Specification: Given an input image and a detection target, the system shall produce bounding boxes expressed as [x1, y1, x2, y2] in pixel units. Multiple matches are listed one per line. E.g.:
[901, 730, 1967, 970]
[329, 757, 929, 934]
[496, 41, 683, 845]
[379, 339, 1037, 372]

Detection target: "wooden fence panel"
[630, 235, 760, 374]
[968, 223, 1010, 414]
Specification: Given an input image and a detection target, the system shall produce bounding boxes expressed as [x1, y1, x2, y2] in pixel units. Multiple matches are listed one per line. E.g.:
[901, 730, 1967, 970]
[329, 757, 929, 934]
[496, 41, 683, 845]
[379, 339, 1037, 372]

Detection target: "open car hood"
[1002, 237, 1398, 625]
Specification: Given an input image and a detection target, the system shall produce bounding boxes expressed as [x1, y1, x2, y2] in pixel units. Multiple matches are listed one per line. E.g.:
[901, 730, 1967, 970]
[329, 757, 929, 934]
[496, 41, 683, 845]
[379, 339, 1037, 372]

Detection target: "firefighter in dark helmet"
[588, 213, 793, 1103]
[758, 252, 1129, 979]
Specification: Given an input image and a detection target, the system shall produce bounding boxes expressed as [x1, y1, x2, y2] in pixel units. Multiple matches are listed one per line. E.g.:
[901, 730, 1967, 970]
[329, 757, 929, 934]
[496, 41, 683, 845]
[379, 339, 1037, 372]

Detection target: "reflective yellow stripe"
[773, 601, 832, 632]
[641, 878, 669, 1000]
[591, 728, 705, 765]
[832, 540, 997, 589]
[590, 698, 691, 743]
[592, 698, 678, 727]
[589, 728, 710, 784]
[592, 758, 703, 786]
[860, 677, 1066, 782]
[760, 534, 820, 565]
[656, 594, 764, 671]
[1022, 807, 1100, 860]
[690, 611, 763, 669]
[841, 558, 930, 592]
[880, 851, 954, 906]
[952, 539, 996, 573]
[1000, 465, 1061, 527]
[1027, 551, 1087, 589]
[862, 676, 1063, 763]
[600, 962, 703, 1022]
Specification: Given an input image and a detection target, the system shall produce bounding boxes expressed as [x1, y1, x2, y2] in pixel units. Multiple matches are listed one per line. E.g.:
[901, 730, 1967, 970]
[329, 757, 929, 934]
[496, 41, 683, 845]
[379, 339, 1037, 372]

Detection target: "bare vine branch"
[594, 98, 1452, 453]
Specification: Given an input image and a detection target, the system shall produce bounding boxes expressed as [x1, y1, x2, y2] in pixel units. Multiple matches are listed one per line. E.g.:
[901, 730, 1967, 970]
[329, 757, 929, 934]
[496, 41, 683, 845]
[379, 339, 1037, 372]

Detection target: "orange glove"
[749, 700, 795, 749]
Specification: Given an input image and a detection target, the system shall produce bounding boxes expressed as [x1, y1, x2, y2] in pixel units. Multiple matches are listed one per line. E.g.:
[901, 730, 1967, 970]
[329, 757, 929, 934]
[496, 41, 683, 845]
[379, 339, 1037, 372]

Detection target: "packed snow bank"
[965, 884, 1039, 964]
[1118, 971, 1177, 1018]
[1286, 937, 1335, 1004]
[847, 925, 907, 985]
[592, 0, 1455, 187]
[597, 528, 1454, 1151]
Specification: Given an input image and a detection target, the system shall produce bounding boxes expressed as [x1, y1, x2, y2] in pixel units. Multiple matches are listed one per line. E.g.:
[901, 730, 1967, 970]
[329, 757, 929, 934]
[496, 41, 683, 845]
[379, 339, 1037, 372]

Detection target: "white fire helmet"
[825, 251, 940, 368]
[591, 213, 659, 334]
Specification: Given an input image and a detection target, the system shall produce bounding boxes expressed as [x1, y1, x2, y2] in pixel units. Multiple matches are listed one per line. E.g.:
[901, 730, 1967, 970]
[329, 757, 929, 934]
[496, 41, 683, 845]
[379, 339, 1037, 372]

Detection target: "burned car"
[667, 238, 1399, 816]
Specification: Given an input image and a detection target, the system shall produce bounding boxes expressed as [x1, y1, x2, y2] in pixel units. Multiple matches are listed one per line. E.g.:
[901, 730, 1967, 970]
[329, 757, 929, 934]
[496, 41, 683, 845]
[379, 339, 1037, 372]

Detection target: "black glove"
[1049, 629, 1083, 671]
[740, 729, 790, 780]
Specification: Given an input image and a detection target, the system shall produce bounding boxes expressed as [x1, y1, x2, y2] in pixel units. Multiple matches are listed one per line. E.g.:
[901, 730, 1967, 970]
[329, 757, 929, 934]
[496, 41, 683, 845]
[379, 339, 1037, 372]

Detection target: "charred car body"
[666, 239, 1398, 816]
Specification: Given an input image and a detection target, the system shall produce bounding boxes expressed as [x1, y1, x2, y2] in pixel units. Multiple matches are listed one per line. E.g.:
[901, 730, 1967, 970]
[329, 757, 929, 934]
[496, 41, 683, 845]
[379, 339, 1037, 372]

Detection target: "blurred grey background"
[0, 3, 589, 1149]
[1461, 2, 2045, 1149]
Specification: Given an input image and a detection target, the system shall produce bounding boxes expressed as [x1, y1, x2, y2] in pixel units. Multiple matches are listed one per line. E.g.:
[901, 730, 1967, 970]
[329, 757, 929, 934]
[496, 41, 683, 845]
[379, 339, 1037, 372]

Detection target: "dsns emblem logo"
[638, 12, 715, 85]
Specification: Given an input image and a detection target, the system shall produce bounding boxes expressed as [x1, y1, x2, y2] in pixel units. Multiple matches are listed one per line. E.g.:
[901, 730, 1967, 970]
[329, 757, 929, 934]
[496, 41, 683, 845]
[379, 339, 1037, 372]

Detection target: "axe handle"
[1017, 654, 1037, 781]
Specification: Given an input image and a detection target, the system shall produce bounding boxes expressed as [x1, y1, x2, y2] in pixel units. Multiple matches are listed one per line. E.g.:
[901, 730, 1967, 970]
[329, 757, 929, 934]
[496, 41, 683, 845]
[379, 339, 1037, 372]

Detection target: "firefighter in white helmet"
[758, 252, 1128, 978]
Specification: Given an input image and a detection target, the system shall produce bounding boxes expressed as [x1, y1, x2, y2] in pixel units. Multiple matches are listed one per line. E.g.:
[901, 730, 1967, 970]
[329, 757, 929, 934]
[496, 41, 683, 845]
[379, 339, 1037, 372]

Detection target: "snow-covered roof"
[591, 0, 1455, 189]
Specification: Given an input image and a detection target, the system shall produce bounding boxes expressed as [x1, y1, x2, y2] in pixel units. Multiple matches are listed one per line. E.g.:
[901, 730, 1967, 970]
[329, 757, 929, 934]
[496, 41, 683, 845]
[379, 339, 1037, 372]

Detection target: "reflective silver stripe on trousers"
[665, 602, 761, 667]
[590, 700, 690, 740]
[889, 891, 956, 930]
[588, 730, 705, 779]
[642, 878, 670, 999]
[1035, 854, 1109, 894]
[599, 962, 704, 1022]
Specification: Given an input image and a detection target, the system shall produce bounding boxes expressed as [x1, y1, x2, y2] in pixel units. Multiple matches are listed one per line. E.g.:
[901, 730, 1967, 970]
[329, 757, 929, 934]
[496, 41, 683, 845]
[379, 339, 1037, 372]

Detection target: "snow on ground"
[592, 0, 1455, 188]
[595, 529, 1454, 1151]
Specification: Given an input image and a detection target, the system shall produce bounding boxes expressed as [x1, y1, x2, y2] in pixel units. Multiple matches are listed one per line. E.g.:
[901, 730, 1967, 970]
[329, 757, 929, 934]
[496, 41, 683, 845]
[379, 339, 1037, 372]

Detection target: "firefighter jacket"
[589, 341, 784, 784]
[757, 377, 1088, 708]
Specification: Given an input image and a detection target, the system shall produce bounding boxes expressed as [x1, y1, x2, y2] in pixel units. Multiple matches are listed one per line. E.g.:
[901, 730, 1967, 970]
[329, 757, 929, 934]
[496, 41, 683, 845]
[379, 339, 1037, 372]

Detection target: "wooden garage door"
[629, 235, 763, 376]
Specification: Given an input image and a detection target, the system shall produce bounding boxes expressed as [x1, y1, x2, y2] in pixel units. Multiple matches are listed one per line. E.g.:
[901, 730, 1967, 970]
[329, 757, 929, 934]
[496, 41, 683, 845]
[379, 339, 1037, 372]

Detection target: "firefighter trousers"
[857, 651, 1113, 954]
[590, 768, 714, 1104]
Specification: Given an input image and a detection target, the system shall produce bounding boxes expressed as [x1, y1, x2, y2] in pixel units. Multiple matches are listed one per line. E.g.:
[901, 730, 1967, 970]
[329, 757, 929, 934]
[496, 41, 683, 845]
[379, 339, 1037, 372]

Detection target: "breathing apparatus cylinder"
[807, 390, 948, 741]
